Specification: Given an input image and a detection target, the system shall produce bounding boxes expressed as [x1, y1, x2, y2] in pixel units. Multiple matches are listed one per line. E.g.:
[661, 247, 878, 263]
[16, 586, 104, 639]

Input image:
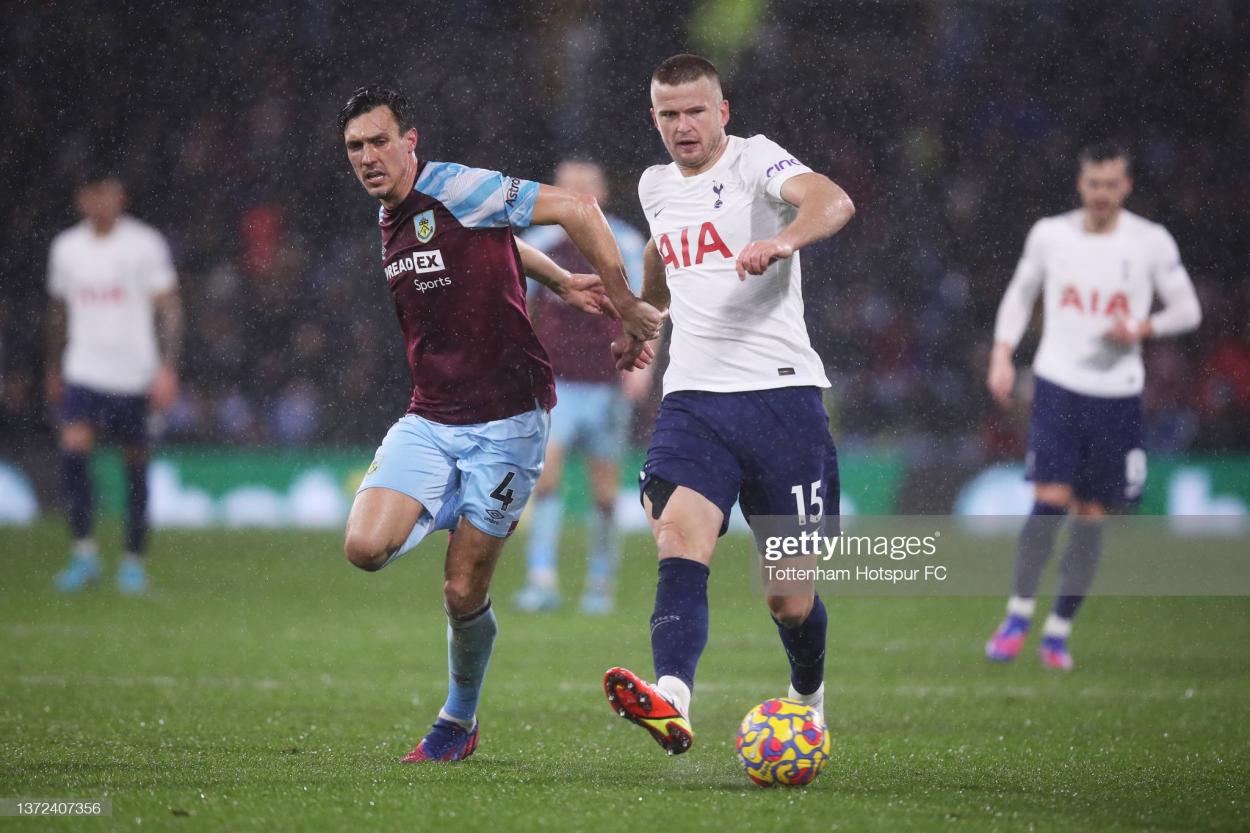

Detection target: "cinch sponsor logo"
[656, 222, 733, 270]
[765, 157, 801, 178]
[384, 249, 446, 280]
[1058, 285, 1130, 317]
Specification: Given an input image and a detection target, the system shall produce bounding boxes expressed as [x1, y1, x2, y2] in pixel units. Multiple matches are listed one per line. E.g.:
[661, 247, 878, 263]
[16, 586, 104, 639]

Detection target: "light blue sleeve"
[415, 161, 540, 229]
[609, 216, 647, 294]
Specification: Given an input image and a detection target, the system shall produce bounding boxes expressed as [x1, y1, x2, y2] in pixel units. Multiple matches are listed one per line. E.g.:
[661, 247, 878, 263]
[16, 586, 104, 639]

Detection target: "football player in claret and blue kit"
[599, 55, 856, 755]
[514, 159, 651, 616]
[338, 84, 662, 763]
[984, 142, 1201, 671]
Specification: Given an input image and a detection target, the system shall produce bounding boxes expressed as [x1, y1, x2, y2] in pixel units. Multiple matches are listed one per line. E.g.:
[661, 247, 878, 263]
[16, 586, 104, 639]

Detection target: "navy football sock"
[774, 594, 827, 696]
[1013, 501, 1068, 598]
[650, 557, 710, 691]
[125, 462, 149, 555]
[1054, 518, 1105, 620]
[60, 451, 93, 540]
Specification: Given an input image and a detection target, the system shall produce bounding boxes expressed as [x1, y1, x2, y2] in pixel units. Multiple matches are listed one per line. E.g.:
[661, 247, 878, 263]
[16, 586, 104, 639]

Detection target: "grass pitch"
[2, 521, 1247, 832]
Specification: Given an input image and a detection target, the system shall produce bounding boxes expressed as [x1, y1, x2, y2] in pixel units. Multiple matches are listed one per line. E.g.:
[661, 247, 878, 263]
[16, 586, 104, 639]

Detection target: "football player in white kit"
[45, 173, 182, 595]
[597, 54, 856, 755]
[985, 143, 1201, 670]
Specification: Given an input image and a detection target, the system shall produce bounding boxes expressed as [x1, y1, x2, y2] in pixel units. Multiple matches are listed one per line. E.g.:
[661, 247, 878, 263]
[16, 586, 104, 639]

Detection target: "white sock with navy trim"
[1042, 613, 1072, 640]
[656, 675, 691, 720]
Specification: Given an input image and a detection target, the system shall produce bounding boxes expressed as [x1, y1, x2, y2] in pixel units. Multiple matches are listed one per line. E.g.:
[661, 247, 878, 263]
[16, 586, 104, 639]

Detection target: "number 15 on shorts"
[791, 481, 824, 525]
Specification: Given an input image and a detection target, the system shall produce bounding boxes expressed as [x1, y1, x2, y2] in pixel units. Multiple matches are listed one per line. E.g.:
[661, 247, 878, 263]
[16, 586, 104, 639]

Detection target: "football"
[735, 698, 831, 787]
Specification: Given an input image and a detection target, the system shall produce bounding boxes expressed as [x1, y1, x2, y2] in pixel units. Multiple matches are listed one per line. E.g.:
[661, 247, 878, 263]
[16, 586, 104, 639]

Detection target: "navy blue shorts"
[1027, 376, 1145, 508]
[61, 384, 150, 446]
[641, 387, 839, 536]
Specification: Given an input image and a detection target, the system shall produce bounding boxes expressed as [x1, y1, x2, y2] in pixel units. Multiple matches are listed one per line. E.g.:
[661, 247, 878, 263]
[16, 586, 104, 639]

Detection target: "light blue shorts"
[359, 407, 550, 543]
[548, 380, 630, 460]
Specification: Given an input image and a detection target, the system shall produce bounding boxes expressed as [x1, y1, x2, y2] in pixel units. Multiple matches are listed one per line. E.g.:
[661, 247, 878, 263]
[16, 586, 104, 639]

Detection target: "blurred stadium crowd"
[2, 0, 1247, 460]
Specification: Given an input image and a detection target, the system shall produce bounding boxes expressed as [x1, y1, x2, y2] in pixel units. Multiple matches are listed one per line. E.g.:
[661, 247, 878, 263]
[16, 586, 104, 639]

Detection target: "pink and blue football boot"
[1038, 636, 1074, 671]
[985, 614, 1030, 662]
[401, 718, 479, 763]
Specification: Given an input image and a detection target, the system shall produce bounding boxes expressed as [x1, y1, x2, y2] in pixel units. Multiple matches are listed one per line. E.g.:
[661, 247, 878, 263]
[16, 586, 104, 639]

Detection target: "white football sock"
[1042, 613, 1072, 639]
[656, 675, 691, 719]
[1007, 595, 1036, 619]
[529, 566, 558, 590]
[788, 681, 825, 725]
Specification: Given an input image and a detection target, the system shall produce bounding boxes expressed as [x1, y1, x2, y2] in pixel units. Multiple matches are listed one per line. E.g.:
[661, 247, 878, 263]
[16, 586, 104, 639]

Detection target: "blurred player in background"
[45, 173, 182, 596]
[513, 160, 650, 616]
[338, 84, 661, 763]
[985, 142, 1201, 670]
[599, 55, 856, 755]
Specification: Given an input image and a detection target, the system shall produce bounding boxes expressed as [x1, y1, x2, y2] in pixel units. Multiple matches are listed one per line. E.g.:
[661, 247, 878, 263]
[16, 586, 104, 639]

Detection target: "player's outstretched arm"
[736, 173, 855, 279]
[988, 235, 1046, 408]
[641, 238, 671, 313]
[530, 185, 664, 340]
[151, 290, 183, 412]
[1106, 235, 1202, 345]
[515, 238, 608, 317]
[1145, 263, 1202, 337]
[609, 239, 668, 372]
[44, 299, 67, 406]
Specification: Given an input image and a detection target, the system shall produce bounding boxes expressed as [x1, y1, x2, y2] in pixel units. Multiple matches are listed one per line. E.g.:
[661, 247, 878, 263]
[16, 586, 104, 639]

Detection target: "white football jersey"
[47, 216, 177, 395]
[638, 134, 831, 396]
[995, 209, 1200, 397]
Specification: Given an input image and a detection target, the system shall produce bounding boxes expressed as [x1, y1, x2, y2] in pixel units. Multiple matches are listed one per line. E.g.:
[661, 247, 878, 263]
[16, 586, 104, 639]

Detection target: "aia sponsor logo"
[76, 285, 126, 303]
[656, 222, 733, 270]
[1058, 285, 1130, 318]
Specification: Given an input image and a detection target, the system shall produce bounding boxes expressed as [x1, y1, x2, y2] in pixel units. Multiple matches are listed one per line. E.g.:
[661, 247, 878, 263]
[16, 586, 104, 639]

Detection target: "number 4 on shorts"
[491, 471, 517, 512]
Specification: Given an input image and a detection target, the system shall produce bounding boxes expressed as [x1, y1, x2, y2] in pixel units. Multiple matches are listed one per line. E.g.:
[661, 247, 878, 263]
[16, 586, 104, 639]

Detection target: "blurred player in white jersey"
[513, 160, 651, 615]
[985, 143, 1201, 670]
[45, 173, 183, 595]
[597, 54, 856, 755]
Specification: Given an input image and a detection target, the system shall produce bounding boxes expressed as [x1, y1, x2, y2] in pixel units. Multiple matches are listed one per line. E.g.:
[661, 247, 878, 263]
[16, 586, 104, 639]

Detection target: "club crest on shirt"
[414, 210, 436, 244]
[712, 181, 724, 209]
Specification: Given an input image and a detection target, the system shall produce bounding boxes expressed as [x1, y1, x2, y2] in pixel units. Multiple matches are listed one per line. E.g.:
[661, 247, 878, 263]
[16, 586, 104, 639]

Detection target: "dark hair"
[1078, 141, 1132, 174]
[75, 167, 123, 192]
[338, 83, 413, 134]
[651, 54, 721, 89]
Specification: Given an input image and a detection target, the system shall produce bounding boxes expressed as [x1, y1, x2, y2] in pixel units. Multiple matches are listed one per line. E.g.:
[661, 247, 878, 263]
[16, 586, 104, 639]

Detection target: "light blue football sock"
[441, 601, 498, 723]
[586, 504, 619, 591]
[525, 494, 563, 585]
